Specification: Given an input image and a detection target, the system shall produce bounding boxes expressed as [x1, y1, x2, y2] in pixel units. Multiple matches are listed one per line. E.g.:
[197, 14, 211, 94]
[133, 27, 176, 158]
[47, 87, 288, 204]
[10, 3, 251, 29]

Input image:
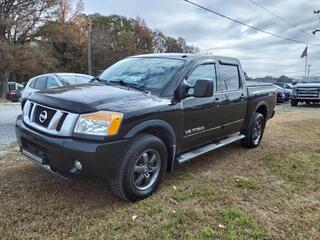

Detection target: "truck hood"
[29, 83, 166, 113]
[294, 83, 320, 88]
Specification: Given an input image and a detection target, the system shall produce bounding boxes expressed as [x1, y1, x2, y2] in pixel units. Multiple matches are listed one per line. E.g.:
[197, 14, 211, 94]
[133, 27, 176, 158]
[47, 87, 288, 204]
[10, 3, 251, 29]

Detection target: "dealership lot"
[0, 105, 319, 239]
[0, 102, 318, 152]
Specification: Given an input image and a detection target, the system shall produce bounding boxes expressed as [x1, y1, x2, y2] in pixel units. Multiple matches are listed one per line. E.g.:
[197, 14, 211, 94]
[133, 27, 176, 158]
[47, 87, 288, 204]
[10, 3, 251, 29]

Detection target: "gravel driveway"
[0, 103, 21, 151]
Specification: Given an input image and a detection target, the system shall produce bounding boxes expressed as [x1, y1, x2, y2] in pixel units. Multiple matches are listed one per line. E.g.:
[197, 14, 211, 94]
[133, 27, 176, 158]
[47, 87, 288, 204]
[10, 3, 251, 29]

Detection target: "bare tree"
[152, 30, 167, 53]
[0, 0, 59, 97]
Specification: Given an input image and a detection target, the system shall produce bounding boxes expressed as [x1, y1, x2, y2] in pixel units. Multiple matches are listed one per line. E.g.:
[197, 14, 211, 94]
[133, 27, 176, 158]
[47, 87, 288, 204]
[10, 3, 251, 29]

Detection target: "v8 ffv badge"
[185, 126, 205, 135]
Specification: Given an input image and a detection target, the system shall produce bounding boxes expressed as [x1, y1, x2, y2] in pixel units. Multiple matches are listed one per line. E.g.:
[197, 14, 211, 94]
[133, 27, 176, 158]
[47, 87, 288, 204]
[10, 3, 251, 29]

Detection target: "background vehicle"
[6, 82, 24, 102]
[20, 73, 93, 108]
[274, 84, 291, 102]
[274, 82, 293, 90]
[16, 54, 276, 201]
[291, 82, 320, 106]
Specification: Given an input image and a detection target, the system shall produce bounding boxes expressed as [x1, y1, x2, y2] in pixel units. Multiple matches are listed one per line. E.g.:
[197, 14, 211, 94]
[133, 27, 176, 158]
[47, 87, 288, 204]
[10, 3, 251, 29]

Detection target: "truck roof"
[132, 53, 240, 65]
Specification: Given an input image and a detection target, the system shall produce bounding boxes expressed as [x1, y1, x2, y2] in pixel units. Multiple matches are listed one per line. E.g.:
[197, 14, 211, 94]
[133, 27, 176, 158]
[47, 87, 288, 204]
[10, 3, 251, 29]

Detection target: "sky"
[82, 0, 320, 78]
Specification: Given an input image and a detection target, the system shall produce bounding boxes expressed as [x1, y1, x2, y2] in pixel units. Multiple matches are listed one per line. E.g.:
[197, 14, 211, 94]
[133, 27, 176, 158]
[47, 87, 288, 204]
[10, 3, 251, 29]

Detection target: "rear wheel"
[291, 100, 298, 107]
[241, 112, 266, 148]
[110, 134, 167, 201]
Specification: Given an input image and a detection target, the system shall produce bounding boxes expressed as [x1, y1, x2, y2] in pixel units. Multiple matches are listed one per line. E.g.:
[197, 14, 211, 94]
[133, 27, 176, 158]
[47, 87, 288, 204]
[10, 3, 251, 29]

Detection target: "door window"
[217, 64, 240, 91]
[47, 76, 59, 88]
[187, 63, 216, 87]
[33, 77, 47, 90]
[76, 75, 93, 84]
[59, 75, 76, 86]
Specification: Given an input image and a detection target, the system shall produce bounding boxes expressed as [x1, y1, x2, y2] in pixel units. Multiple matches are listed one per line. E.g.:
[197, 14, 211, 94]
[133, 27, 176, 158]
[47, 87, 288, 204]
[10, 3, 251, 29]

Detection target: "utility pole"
[307, 64, 311, 77]
[305, 54, 307, 77]
[87, 22, 92, 75]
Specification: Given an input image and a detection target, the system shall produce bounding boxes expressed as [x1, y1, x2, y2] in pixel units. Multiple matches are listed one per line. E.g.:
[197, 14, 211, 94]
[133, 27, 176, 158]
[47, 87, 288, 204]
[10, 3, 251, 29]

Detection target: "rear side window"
[187, 64, 216, 87]
[33, 77, 47, 90]
[29, 79, 36, 88]
[217, 64, 240, 91]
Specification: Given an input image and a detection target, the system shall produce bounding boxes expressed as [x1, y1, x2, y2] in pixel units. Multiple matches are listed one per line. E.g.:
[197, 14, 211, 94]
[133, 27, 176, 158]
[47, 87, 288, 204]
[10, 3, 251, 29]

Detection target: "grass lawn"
[0, 108, 319, 239]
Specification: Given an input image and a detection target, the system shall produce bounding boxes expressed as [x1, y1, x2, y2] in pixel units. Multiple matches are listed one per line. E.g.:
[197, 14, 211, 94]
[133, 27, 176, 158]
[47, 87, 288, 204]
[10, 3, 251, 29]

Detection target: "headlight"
[74, 111, 123, 136]
[292, 89, 297, 96]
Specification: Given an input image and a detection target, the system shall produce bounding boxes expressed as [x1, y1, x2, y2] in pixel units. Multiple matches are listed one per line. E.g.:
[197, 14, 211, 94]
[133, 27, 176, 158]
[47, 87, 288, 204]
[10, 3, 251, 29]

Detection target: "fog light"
[74, 160, 82, 170]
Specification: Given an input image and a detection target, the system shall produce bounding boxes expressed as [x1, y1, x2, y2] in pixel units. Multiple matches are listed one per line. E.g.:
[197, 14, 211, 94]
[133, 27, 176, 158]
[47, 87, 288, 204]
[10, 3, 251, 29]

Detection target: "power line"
[248, 0, 320, 42]
[201, 40, 288, 51]
[183, 0, 320, 46]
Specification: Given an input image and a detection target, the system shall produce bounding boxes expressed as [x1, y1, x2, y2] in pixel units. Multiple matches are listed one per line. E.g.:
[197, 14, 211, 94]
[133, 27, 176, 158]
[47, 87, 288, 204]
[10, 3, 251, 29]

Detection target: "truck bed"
[246, 81, 274, 88]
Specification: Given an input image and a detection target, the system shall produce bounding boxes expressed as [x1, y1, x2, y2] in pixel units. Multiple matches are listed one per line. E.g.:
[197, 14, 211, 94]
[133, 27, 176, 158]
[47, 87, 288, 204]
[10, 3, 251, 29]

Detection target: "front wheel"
[110, 134, 167, 201]
[241, 112, 266, 148]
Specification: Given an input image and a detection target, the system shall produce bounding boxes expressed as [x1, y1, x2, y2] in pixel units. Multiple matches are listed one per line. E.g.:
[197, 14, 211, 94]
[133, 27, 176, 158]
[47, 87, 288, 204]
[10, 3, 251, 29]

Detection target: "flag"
[300, 46, 308, 58]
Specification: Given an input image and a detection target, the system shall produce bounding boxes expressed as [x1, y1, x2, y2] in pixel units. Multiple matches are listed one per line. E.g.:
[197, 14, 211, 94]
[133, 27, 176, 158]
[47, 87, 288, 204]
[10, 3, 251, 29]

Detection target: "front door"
[179, 61, 223, 153]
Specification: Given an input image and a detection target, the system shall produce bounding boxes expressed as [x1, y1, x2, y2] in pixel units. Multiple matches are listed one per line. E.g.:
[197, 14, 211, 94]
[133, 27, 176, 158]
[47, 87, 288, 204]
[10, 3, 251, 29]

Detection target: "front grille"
[28, 103, 34, 119]
[296, 88, 320, 98]
[34, 105, 56, 127]
[56, 113, 67, 131]
[22, 100, 79, 137]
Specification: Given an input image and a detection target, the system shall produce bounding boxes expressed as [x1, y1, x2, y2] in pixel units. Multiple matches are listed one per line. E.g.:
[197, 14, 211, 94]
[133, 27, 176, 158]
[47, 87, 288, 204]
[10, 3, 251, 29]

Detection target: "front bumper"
[15, 115, 129, 179]
[291, 97, 320, 102]
[6, 94, 19, 102]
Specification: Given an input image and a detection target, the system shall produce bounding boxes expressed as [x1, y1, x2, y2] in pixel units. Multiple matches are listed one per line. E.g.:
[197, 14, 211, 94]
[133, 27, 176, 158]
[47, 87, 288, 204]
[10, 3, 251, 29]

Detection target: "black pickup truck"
[16, 54, 276, 201]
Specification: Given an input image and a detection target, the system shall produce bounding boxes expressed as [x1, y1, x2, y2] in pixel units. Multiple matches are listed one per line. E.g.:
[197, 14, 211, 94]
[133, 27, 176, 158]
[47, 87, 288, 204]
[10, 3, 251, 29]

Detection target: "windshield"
[99, 57, 185, 93]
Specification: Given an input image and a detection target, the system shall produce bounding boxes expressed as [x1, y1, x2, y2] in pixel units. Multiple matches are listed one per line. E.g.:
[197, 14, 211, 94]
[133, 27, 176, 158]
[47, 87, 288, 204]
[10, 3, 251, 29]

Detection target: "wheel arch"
[255, 101, 268, 119]
[124, 120, 176, 173]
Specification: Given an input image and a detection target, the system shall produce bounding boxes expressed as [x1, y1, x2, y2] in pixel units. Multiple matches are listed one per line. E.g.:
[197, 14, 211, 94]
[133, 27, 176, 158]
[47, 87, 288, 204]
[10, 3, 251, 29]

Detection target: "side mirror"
[193, 79, 213, 98]
[176, 79, 192, 100]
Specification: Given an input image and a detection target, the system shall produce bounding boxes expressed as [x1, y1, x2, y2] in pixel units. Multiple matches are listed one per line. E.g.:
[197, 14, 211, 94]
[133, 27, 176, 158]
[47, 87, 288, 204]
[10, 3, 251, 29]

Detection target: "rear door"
[179, 60, 223, 152]
[216, 62, 247, 136]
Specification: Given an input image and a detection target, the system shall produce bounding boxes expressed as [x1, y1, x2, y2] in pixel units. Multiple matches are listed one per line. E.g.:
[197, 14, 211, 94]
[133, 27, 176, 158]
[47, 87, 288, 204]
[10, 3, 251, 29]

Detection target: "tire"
[291, 100, 298, 107]
[241, 112, 266, 148]
[110, 134, 167, 201]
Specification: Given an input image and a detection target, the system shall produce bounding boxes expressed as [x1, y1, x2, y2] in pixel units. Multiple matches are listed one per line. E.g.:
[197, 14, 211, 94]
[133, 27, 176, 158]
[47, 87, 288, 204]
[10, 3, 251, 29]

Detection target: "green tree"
[90, 14, 153, 74]
[39, 0, 87, 73]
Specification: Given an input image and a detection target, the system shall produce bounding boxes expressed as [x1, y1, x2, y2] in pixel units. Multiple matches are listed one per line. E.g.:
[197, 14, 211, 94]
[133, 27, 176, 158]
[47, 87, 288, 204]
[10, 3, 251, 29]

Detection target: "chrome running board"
[175, 134, 245, 164]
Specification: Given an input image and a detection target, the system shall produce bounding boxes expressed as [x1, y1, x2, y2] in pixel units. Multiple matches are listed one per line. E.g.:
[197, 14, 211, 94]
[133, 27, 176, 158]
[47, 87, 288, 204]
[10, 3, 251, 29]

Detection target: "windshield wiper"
[91, 77, 110, 85]
[109, 80, 150, 94]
